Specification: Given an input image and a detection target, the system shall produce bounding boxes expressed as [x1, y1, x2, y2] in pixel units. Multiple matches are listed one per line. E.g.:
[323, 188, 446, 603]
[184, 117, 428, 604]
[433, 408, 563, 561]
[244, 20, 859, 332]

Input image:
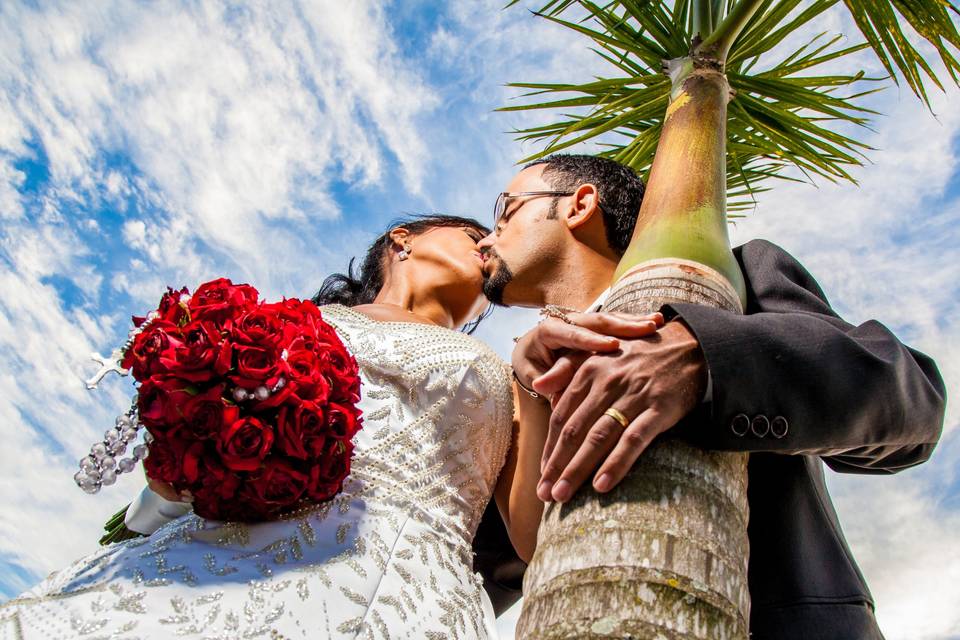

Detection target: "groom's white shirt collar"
[584, 288, 611, 312]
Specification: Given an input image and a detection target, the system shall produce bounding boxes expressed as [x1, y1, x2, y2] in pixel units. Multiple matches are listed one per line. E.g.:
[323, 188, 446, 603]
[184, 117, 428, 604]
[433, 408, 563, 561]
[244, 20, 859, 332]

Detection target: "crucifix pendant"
[85, 349, 129, 390]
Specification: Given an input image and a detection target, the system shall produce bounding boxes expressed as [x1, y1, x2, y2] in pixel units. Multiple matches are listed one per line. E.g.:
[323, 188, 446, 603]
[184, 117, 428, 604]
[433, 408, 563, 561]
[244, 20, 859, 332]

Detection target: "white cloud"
[0, 251, 142, 585]
[829, 472, 960, 640]
[0, 0, 439, 277]
[120, 219, 147, 247]
[0, 161, 24, 221]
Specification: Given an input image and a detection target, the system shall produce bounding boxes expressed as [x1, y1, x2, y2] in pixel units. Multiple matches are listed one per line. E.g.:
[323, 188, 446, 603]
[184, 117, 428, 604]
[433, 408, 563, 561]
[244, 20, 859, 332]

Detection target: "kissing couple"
[2, 154, 943, 640]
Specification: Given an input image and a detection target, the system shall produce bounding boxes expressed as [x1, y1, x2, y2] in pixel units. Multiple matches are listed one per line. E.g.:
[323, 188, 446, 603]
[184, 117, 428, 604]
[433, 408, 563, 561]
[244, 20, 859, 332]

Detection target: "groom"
[472, 154, 946, 638]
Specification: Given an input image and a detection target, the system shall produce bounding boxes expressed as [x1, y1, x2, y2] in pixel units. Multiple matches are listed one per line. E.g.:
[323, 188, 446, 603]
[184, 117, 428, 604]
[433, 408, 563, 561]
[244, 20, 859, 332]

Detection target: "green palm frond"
[503, 0, 958, 212]
[841, 0, 960, 106]
[500, 1, 883, 211]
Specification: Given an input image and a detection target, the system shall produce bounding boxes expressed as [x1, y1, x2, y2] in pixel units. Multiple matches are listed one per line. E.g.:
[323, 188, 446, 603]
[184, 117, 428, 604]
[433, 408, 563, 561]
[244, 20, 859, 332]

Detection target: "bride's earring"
[398, 243, 412, 261]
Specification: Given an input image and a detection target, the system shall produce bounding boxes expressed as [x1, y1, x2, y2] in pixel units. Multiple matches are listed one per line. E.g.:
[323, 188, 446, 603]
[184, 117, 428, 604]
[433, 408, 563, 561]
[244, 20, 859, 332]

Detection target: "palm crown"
[503, 0, 960, 212]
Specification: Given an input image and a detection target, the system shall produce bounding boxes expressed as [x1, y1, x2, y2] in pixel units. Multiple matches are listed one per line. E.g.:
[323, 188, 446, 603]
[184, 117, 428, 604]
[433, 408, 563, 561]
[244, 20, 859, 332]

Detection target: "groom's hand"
[534, 320, 708, 503]
[511, 311, 664, 393]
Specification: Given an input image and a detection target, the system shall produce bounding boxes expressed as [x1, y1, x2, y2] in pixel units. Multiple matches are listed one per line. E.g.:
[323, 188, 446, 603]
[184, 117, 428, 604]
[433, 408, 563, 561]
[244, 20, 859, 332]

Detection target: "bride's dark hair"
[312, 214, 493, 334]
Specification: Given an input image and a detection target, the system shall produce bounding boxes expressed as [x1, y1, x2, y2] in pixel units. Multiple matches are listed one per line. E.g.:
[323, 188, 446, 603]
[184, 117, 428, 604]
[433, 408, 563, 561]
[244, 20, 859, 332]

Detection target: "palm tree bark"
[518, 56, 751, 640]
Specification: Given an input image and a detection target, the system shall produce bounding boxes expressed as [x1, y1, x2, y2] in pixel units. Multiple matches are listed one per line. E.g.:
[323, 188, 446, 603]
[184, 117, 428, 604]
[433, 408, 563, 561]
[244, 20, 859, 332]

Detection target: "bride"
[1, 214, 657, 639]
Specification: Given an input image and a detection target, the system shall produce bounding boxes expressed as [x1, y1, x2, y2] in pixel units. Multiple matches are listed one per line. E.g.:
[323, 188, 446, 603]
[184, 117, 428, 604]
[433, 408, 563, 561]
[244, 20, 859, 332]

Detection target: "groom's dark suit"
[473, 239, 946, 639]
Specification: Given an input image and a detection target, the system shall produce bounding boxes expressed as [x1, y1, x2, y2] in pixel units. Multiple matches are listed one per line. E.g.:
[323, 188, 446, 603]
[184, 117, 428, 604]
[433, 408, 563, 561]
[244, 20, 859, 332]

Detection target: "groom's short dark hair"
[525, 154, 644, 256]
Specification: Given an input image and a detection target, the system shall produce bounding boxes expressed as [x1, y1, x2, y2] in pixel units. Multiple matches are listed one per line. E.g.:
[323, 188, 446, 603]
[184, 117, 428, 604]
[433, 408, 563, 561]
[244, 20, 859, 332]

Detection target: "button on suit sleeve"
[663, 239, 945, 474]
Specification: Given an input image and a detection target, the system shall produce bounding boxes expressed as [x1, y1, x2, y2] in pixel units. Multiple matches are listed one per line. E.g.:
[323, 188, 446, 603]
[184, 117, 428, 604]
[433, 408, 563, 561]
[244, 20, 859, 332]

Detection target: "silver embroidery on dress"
[1, 305, 514, 639]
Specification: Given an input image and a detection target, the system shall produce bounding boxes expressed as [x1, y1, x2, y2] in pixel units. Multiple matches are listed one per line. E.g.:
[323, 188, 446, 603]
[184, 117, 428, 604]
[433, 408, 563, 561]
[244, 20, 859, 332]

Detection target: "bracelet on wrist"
[512, 370, 543, 400]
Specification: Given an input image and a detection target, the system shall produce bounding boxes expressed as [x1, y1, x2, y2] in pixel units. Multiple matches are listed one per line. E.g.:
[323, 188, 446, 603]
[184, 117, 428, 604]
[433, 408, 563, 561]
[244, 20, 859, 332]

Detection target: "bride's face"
[402, 224, 490, 325]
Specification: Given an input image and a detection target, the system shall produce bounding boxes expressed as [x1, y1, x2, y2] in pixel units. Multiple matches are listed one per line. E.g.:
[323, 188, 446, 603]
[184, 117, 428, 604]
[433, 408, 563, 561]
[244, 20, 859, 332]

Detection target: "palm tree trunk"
[517, 57, 751, 639]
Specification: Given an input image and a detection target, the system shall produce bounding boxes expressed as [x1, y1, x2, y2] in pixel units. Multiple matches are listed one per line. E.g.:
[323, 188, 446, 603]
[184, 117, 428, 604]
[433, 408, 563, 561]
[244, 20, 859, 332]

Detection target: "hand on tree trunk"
[533, 319, 708, 502]
[510, 310, 664, 391]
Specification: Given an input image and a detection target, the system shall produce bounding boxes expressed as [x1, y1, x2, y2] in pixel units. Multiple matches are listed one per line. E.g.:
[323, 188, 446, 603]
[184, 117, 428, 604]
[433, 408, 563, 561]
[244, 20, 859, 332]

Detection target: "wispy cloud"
[1, 1, 437, 275]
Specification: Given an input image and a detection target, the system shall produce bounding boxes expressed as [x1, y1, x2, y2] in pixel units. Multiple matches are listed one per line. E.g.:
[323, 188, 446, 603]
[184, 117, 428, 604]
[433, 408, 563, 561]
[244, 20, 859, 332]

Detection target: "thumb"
[533, 351, 589, 396]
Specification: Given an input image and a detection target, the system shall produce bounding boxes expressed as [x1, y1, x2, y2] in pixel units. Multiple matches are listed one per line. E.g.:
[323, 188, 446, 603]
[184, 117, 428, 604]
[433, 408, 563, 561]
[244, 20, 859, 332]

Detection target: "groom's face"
[478, 165, 568, 308]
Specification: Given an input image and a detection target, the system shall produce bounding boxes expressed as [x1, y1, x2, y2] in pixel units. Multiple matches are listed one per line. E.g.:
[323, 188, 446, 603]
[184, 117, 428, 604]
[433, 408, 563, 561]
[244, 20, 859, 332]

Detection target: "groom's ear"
[565, 183, 602, 231]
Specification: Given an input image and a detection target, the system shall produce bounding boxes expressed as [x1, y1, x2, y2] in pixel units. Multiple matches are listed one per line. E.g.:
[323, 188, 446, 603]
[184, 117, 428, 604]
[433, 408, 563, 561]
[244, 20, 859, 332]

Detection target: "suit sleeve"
[663, 239, 946, 474]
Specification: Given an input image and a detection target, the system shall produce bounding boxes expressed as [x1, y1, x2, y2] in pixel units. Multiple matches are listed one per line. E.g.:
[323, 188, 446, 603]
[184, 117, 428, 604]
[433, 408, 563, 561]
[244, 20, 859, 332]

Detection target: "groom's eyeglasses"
[493, 191, 574, 225]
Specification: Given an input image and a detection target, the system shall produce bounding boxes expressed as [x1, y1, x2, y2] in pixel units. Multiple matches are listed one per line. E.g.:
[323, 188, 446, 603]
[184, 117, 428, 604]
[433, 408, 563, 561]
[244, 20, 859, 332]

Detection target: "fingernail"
[594, 473, 611, 492]
[537, 480, 553, 502]
[552, 479, 571, 503]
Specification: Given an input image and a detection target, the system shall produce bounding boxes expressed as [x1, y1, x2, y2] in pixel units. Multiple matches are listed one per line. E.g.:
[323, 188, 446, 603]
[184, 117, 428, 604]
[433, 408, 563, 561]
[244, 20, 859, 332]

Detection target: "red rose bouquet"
[75, 278, 362, 522]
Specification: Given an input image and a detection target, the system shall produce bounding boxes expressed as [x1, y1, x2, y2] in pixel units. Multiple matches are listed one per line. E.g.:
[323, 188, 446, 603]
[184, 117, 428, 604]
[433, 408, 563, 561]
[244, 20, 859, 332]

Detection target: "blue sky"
[0, 3, 958, 639]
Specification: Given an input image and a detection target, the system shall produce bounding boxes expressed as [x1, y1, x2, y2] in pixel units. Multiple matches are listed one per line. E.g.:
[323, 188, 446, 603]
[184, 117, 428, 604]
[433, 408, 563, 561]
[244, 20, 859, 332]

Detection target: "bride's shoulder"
[320, 304, 507, 366]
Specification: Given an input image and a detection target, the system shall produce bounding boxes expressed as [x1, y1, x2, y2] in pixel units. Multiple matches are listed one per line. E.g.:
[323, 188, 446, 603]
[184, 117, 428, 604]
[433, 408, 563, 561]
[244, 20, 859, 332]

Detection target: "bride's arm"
[494, 385, 550, 563]
[493, 311, 664, 562]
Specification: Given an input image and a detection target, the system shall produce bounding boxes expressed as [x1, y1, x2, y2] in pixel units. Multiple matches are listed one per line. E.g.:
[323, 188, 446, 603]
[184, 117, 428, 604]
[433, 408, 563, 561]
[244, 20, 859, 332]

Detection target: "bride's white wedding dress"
[1, 304, 514, 639]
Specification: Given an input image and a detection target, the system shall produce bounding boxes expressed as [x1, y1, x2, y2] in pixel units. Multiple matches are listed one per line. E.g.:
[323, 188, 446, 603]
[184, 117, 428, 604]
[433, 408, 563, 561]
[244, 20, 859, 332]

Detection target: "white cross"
[85, 349, 129, 390]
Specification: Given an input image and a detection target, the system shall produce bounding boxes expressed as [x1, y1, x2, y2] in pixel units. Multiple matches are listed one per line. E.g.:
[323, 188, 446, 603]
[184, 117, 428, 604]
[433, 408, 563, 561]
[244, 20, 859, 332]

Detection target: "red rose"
[313, 313, 343, 346]
[161, 321, 231, 382]
[284, 320, 341, 356]
[131, 287, 191, 328]
[324, 347, 361, 403]
[230, 344, 286, 389]
[181, 385, 237, 440]
[231, 306, 284, 347]
[283, 333, 314, 355]
[286, 298, 321, 320]
[122, 321, 183, 380]
[157, 286, 191, 324]
[114, 280, 362, 522]
[138, 376, 192, 437]
[250, 383, 296, 411]
[327, 403, 361, 441]
[144, 438, 186, 484]
[193, 490, 247, 521]
[270, 298, 320, 325]
[189, 278, 259, 323]
[180, 441, 206, 483]
[276, 401, 327, 459]
[284, 350, 331, 403]
[245, 459, 310, 511]
[217, 416, 274, 471]
[183, 444, 240, 498]
[307, 438, 353, 502]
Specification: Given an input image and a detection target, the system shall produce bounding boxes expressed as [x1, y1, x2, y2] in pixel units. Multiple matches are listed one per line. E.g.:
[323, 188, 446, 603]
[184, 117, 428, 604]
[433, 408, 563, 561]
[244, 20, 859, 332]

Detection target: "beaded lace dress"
[1, 305, 514, 639]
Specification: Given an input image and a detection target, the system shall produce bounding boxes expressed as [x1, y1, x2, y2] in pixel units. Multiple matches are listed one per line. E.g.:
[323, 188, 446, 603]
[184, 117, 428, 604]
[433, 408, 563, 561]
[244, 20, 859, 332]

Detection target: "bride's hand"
[511, 311, 664, 399]
[147, 476, 192, 503]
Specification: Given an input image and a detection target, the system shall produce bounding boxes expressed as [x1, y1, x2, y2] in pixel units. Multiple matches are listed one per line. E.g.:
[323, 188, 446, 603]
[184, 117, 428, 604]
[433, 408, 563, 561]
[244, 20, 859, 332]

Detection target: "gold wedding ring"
[604, 407, 630, 429]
